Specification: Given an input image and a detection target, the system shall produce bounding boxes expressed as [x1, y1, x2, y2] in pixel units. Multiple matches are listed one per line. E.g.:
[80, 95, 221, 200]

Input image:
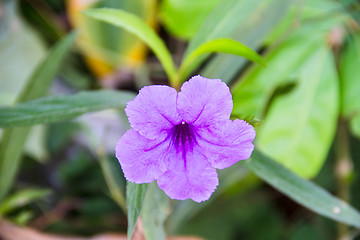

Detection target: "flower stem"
[335, 119, 353, 240]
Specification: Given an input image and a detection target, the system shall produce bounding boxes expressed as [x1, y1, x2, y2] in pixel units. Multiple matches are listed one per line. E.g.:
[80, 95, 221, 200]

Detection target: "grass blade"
[179, 38, 266, 82]
[141, 183, 168, 240]
[244, 150, 360, 228]
[0, 188, 51, 216]
[0, 90, 135, 128]
[126, 182, 148, 240]
[0, 33, 76, 202]
[83, 8, 177, 83]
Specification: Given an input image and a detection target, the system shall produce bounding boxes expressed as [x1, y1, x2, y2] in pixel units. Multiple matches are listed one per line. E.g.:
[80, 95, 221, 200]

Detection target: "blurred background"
[0, 0, 360, 239]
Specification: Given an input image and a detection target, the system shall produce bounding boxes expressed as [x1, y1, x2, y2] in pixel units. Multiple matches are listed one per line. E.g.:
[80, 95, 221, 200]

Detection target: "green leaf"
[167, 164, 258, 233]
[244, 150, 360, 228]
[339, 33, 360, 118]
[231, 28, 326, 118]
[184, 0, 258, 57]
[178, 38, 266, 82]
[17, 32, 76, 102]
[0, 0, 46, 106]
[12, 210, 34, 226]
[126, 182, 148, 240]
[83, 8, 177, 83]
[98, 154, 127, 213]
[265, 0, 347, 45]
[257, 45, 339, 178]
[159, 0, 221, 39]
[0, 188, 51, 215]
[350, 114, 360, 139]
[68, 0, 157, 76]
[184, 0, 289, 58]
[0, 32, 76, 202]
[0, 90, 135, 128]
[201, 0, 290, 83]
[181, 0, 262, 81]
[0, 128, 31, 203]
[0, 0, 49, 161]
[141, 183, 169, 240]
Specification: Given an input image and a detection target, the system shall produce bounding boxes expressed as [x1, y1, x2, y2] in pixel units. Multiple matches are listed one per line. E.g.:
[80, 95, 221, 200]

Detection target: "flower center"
[170, 121, 197, 152]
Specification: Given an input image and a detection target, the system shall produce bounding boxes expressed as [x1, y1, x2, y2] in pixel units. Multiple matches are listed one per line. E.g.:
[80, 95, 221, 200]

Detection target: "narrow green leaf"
[181, 0, 262, 82]
[184, 0, 258, 57]
[244, 150, 360, 228]
[98, 154, 127, 213]
[0, 90, 135, 128]
[141, 183, 169, 240]
[0, 188, 51, 215]
[257, 46, 339, 178]
[126, 182, 148, 240]
[0, 33, 76, 202]
[83, 8, 177, 83]
[339, 33, 360, 118]
[71, 0, 157, 72]
[0, 0, 46, 106]
[179, 38, 265, 81]
[0, 128, 31, 201]
[201, 0, 290, 83]
[350, 113, 360, 139]
[167, 164, 257, 233]
[159, 0, 221, 39]
[17, 32, 76, 102]
[12, 210, 34, 226]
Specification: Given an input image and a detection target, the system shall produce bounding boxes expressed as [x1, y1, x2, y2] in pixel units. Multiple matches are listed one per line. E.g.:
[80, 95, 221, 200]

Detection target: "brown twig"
[0, 219, 204, 240]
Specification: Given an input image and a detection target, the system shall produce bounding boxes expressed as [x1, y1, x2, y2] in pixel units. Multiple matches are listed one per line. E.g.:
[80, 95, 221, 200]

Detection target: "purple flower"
[115, 75, 255, 202]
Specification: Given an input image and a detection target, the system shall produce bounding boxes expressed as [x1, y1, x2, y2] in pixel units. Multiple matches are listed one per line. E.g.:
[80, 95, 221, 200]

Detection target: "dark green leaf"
[126, 182, 148, 240]
[244, 150, 360, 228]
[0, 32, 76, 202]
[0, 90, 135, 128]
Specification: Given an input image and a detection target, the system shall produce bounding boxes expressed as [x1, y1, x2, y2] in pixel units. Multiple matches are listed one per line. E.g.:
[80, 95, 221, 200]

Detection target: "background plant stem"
[335, 119, 354, 240]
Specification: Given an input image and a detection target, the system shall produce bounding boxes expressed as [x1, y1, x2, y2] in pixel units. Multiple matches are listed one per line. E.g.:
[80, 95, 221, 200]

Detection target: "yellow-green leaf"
[84, 8, 176, 83]
[179, 38, 265, 82]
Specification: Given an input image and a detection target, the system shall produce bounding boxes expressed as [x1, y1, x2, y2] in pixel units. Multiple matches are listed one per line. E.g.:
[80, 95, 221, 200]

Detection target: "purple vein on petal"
[158, 112, 177, 125]
[195, 131, 238, 148]
[169, 122, 198, 170]
[191, 106, 205, 125]
[144, 135, 171, 152]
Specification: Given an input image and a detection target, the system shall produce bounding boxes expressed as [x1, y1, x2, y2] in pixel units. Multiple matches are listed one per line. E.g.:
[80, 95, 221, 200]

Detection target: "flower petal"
[177, 75, 233, 127]
[115, 129, 169, 183]
[126, 85, 181, 140]
[157, 148, 219, 202]
[197, 119, 255, 169]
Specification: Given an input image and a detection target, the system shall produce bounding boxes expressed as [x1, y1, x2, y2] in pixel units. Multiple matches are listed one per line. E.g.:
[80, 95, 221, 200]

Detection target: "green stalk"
[335, 120, 354, 240]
